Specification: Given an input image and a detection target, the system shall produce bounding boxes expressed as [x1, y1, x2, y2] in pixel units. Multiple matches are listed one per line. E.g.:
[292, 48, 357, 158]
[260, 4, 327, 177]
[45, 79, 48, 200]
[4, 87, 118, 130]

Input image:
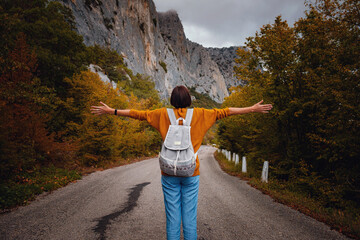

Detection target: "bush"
[159, 61, 167, 73]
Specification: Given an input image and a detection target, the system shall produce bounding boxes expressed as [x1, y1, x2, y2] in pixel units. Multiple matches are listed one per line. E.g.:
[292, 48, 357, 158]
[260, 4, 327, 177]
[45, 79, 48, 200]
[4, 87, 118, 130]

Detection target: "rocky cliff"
[207, 46, 245, 88]
[58, 0, 242, 102]
[158, 11, 229, 101]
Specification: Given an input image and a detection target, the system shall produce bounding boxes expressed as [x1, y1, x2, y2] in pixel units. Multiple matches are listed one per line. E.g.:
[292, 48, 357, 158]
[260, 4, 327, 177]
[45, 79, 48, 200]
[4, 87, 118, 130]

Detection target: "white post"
[226, 150, 229, 160]
[261, 161, 269, 183]
[235, 154, 239, 165]
[242, 156, 247, 173]
[232, 153, 236, 162]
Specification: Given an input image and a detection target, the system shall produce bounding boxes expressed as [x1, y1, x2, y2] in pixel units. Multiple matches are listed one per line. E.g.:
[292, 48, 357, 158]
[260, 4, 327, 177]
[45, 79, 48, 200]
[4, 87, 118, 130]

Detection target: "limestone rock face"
[57, 0, 232, 102]
[206, 46, 245, 88]
[158, 11, 229, 102]
[88, 64, 117, 89]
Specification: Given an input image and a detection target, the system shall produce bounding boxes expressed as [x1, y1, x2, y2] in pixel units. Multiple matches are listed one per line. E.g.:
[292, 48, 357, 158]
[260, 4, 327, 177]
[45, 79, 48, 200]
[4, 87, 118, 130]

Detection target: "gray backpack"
[159, 108, 197, 177]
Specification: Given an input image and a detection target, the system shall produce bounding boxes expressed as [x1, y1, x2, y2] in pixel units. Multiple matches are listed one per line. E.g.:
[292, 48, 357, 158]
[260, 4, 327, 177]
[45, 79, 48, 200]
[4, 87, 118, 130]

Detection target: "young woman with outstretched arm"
[91, 86, 272, 240]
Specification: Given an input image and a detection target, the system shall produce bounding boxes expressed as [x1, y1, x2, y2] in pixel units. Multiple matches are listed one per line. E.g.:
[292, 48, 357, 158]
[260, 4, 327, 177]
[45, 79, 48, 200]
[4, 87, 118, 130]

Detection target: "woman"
[90, 85, 272, 240]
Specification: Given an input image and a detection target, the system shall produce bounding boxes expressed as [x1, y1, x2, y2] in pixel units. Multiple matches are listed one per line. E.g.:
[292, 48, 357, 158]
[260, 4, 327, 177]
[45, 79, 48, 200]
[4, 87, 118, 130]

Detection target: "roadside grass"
[214, 151, 360, 240]
[0, 155, 158, 211]
[0, 165, 81, 210]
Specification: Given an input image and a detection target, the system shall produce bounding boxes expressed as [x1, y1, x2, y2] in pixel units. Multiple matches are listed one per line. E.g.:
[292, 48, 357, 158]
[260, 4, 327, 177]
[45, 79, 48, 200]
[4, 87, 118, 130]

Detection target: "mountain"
[58, 0, 241, 102]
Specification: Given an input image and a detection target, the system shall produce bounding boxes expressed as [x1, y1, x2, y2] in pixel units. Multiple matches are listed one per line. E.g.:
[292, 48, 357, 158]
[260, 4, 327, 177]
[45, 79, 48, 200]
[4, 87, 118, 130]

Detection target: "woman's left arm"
[90, 102, 131, 117]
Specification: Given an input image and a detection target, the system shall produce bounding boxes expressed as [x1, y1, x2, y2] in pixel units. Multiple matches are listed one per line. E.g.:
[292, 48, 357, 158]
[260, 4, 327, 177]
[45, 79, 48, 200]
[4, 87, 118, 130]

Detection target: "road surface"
[0, 146, 349, 240]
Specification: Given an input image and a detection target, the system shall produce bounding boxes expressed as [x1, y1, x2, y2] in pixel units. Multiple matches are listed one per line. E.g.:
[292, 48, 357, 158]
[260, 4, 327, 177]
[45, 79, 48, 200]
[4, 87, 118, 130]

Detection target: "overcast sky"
[153, 0, 309, 48]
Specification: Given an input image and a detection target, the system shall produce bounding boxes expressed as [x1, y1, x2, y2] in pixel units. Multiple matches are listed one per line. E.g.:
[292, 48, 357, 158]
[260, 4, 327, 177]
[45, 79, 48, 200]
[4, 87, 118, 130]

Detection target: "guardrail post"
[261, 161, 269, 183]
[232, 153, 236, 162]
[242, 156, 247, 173]
[235, 154, 239, 165]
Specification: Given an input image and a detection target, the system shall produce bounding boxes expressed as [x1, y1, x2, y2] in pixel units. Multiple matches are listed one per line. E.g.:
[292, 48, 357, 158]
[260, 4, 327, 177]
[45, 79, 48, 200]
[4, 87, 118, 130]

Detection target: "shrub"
[159, 61, 167, 73]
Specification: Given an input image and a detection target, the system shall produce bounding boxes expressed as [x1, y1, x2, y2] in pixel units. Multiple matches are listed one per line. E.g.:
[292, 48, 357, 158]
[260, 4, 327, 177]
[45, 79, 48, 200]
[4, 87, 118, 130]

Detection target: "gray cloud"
[153, 0, 308, 47]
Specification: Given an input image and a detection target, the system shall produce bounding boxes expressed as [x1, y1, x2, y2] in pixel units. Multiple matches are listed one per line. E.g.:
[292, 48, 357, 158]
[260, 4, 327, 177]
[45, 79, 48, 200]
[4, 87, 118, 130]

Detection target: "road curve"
[0, 146, 349, 240]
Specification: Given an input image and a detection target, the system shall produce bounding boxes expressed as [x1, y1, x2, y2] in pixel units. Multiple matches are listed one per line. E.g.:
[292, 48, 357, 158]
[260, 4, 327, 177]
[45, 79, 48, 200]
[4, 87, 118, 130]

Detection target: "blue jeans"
[161, 175, 200, 240]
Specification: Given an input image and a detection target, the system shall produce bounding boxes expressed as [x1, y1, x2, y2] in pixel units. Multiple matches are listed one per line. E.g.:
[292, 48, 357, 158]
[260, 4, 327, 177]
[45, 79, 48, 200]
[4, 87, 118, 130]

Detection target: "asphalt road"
[0, 146, 350, 240]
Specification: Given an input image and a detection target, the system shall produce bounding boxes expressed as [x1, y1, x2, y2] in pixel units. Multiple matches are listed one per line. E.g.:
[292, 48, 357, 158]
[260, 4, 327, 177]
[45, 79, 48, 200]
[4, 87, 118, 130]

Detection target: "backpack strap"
[167, 108, 193, 126]
[184, 109, 193, 126]
[167, 108, 177, 125]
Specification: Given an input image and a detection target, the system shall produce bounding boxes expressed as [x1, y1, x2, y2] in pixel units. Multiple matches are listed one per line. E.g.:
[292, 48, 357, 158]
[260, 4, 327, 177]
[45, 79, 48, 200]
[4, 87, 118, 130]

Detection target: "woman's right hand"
[90, 102, 114, 115]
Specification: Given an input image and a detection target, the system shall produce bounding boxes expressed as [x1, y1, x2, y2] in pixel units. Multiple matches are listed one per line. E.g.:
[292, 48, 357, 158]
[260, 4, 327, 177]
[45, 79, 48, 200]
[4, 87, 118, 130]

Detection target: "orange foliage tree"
[63, 70, 161, 167]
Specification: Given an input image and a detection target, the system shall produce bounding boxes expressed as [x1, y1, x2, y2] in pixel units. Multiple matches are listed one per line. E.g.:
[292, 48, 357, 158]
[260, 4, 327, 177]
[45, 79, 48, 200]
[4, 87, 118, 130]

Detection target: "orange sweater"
[129, 107, 230, 176]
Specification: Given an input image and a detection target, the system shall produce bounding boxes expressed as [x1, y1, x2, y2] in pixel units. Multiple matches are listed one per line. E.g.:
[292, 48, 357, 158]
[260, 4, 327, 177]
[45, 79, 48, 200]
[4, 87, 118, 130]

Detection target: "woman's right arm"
[90, 102, 131, 117]
[91, 102, 164, 131]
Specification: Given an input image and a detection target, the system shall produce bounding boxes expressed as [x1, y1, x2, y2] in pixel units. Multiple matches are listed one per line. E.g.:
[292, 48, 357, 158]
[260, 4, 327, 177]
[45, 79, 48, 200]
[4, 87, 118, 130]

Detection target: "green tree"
[295, 0, 360, 202]
[0, 0, 87, 95]
[0, 33, 76, 179]
[218, 0, 360, 205]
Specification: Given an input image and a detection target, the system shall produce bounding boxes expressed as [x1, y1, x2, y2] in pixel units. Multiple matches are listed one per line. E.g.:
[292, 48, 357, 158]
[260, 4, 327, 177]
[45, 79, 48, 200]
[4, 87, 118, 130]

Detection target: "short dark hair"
[170, 85, 191, 108]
